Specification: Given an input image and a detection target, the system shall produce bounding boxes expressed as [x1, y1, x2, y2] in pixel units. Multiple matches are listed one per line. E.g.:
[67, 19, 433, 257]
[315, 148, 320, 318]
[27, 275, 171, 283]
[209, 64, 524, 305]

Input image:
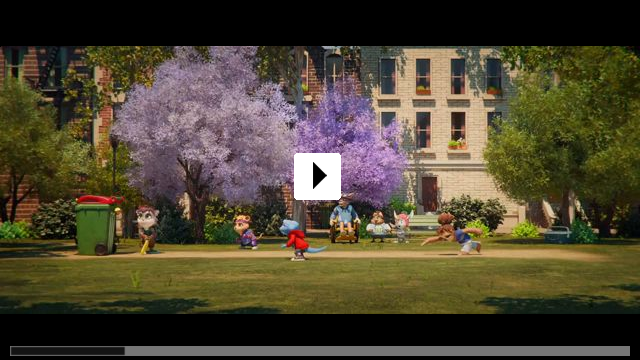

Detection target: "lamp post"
[109, 133, 119, 195]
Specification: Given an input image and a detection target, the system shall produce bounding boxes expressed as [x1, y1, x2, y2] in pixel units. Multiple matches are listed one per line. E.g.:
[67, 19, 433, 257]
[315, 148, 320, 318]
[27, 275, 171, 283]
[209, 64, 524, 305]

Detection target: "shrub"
[250, 188, 288, 235]
[205, 188, 287, 237]
[205, 197, 252, 230]
[614, 205, 640, 238]
[479, 198, 508, 232]
[571, 218, 598, 244]
[358, 215, 371, 239]
[512, 220, 539, 238]
[617, 212, 640, 238]
[465, 219, 490, 238]
[440, 195, 506, 231]
[205, 222, 237, 244]
[154, 198, 194, 244]
[388, 196, 417, 215]
[0, 221, 32, 240]
[31, 199, 76, 239]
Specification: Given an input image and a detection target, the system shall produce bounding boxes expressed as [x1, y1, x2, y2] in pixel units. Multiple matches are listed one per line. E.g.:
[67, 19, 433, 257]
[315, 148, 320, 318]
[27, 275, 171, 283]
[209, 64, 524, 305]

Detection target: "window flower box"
[416, 85, 431, 95]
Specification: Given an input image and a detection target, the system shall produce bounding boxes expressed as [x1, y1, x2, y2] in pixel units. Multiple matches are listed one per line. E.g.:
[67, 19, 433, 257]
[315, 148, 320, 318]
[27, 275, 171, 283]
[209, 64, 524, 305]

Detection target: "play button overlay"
[312, 163, 327, 189]
[294, 153, 341, 200]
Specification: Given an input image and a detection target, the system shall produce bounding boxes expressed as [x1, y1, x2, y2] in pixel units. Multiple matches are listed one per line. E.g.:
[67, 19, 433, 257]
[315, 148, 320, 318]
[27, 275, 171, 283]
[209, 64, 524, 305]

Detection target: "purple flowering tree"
[295, 79, 407, 208]
[112, 47, 296, 241]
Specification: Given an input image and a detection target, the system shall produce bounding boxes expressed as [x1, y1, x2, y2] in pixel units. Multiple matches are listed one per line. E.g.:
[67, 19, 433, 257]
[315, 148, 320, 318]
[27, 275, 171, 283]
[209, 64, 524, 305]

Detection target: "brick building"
[1, 46, 114, 222]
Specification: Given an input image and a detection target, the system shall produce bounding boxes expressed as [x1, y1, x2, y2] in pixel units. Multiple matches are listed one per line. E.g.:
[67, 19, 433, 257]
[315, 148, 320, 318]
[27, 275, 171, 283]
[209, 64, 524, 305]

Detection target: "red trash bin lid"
[77, 195, 125, 205]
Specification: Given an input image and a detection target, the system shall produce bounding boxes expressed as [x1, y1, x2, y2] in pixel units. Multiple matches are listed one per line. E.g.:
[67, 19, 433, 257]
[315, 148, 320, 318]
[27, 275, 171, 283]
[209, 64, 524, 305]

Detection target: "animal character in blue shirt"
[421, 213, 483, 255]
[329, 194, 360, 236]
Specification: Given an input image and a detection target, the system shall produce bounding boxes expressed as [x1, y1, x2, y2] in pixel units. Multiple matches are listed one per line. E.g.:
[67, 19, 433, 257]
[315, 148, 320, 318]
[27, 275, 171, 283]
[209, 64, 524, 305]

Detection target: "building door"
[421, 177, 438, 212]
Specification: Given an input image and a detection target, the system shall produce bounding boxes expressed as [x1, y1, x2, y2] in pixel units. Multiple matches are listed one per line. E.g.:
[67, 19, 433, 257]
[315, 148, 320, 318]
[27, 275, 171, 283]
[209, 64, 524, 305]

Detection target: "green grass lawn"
[1, 236, 639, 313]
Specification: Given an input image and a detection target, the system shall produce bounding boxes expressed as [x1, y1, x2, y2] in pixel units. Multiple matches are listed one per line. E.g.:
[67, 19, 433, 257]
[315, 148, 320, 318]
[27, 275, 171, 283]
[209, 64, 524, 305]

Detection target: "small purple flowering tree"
[112, 47, 296, 241]
[295, 79, 407, 208]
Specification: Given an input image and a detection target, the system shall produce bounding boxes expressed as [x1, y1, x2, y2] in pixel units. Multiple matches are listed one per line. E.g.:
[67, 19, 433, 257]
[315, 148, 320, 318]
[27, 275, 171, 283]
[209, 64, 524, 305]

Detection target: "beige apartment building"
[360, 46, 526, 231]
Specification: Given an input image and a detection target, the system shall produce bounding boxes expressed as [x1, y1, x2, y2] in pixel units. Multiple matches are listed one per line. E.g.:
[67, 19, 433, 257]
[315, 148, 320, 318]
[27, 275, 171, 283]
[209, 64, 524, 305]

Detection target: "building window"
[380, 58, 396, 95]
[488, 111, 502, 134]
[451, 112, 466, 141]
[486, 59, 502, 95]
[416, 112, 431, 149]
[287, 50, 310, 95]
[451, 59, 465, 94]
[416, 59, 431, 95]
[301, 52, 309, 93]
[381, 112, 396, 128]
[325, 54, 343, 88]
[58, 103, 73, 129]
[4, 47, 24, 79]
[46, 47, 68, 89]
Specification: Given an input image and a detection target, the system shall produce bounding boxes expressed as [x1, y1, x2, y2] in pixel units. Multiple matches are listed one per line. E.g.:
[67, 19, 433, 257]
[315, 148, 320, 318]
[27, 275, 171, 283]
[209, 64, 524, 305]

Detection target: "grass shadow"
[492, 238, 640, 246]
[479, 295, 640, 314]
[0, 241, 76, 258]
[194, 307, 281, 314]
[607, 284, 640, 292]
[0, 250, 69, 259]
[0, 296, 209, 314]
[492, 238, 546, 245]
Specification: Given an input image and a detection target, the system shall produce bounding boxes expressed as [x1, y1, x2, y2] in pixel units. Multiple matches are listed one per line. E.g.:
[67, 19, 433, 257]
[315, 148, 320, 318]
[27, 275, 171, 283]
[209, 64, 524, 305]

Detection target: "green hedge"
[31, 199, 76, 239]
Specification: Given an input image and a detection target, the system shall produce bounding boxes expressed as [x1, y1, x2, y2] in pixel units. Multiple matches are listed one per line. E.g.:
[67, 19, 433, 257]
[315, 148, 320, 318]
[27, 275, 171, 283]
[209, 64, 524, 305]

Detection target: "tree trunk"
[293, 200, 307, 233]
[597, 204, 615, 238]
[560, 189, 572, 227]
[291, 46, 308, 232]
[191, 196, 207, 243]
[124, 208, 135, 238]
[10, 173, 19, 223]
[0, 196, 9, 223]
[293, 46, 305, 119]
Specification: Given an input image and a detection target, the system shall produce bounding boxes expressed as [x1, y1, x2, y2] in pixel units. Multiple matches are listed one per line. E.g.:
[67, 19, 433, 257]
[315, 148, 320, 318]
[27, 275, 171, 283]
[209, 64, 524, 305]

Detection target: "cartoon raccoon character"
[136, 206, 159, 253]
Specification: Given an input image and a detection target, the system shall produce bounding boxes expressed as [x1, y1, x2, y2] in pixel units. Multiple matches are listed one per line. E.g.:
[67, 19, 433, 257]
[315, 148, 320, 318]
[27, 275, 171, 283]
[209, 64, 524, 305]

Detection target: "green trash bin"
[75, 195, 124, 256]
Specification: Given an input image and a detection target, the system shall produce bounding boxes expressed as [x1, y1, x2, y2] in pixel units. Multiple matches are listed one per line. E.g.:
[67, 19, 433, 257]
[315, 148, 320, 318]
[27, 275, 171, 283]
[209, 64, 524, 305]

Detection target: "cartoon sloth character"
[366, 210, 392, 243]
[233, 214, 262, 250]
[136, 206, 159, 254]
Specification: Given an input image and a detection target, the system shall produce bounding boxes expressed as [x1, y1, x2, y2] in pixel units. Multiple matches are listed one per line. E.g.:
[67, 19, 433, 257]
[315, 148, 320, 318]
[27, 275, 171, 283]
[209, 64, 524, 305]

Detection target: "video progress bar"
[11, 347, 125, 356]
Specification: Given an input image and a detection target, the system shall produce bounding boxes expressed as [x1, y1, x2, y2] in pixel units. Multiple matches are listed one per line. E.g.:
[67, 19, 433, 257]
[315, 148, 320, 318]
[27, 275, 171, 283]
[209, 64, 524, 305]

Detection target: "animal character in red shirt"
[279, 220, 326, 261]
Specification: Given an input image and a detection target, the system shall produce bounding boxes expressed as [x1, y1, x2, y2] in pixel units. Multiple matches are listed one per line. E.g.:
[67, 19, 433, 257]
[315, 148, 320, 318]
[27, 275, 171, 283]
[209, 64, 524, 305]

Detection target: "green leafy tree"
[489, 46, 640, 236]
[0, 78, 90, 223]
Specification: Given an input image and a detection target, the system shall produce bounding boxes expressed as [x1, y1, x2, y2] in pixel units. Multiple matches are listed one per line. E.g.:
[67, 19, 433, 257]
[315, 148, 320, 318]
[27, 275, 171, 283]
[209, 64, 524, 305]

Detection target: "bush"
[512, 220, 539, 238]
[205, 222, 237, 244]
[388, 197, 417, 215]
[153, 198, 194, 244]
[31, 199, 76, 239]
[480, 199, 508, 232]
[571, 218, 598, 244]
[358, 215, 371, 239]
[205, 188, 288, 237]
[205, 197, 252, 230]
[465, 219, 490, 238]
[250, 188, 288, 235]
[617, 212, 640, 238]
[440, 195, 506, 231]
[0, 221, 32, 240]
[615, 205, 640, 238]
